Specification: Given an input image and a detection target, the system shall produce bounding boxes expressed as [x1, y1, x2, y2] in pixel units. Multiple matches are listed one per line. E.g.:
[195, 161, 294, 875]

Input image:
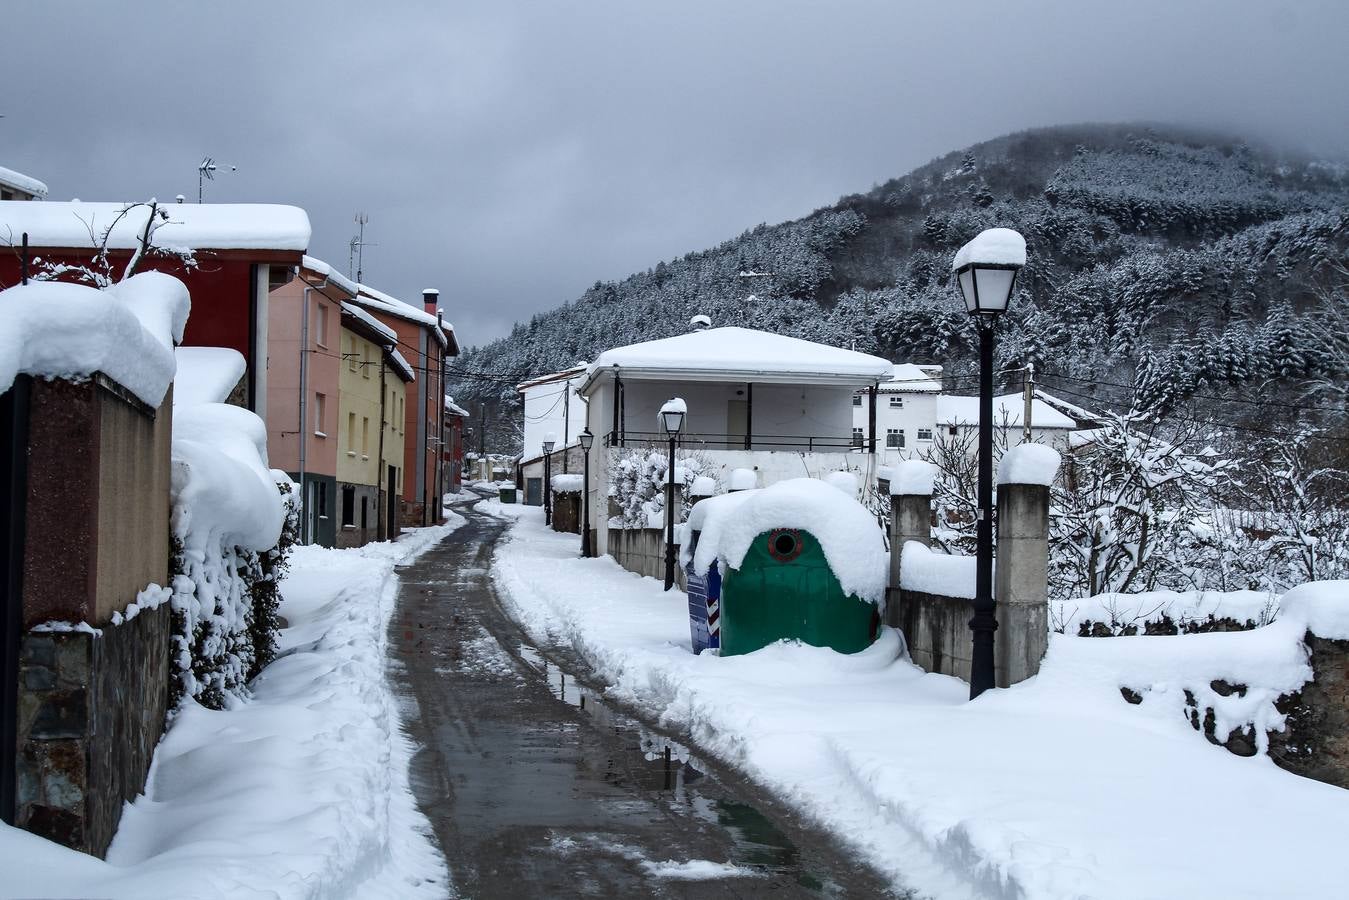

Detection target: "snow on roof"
[444, 396, 469, 417]
[587, 327, 892, 385]
[172, 347, 245, 405]
[349, 284, 451, 349]
[688, 477, 887, 606]
[878, 363, 943, 393]
[936, 392, 1077, 429]
[0, 201, 310, 251]
[0, 272, 188, 407]
[0, 165, 48, 198]
[302, 255, 358, 297]
[517, 364, 588, 392]
[339, 300, 397, 344]
[952, 227, 1026, 270]
[997, 443, 1061, 486]
[1034, 389, 1103, 425]
[388, 349, 415, 383]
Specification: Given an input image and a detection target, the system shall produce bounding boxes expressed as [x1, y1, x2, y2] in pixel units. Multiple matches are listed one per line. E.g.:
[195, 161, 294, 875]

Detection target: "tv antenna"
[198, 156, 237, 203]
[349, 213, 377, 283]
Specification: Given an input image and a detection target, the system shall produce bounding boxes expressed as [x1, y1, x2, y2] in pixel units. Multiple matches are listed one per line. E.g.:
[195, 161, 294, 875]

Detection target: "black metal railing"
[603, 430, 864, 452]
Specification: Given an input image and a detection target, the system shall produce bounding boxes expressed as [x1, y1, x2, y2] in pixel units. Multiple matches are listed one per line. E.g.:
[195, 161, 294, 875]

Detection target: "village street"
[391, 490, 894, 898]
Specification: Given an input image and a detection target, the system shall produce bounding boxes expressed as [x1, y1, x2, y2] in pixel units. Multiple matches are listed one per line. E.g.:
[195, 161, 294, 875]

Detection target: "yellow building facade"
[336, 305, 413, 547]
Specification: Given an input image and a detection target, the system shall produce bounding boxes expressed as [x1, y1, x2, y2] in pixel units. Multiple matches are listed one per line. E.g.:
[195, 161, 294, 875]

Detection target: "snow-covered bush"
[1050, 414, 1231, 601]
[608, 446, 720, 529]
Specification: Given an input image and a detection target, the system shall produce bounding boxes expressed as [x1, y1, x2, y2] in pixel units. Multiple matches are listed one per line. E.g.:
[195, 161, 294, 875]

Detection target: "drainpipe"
[376, 343, 387, 540]
[298, 286, 311, 543]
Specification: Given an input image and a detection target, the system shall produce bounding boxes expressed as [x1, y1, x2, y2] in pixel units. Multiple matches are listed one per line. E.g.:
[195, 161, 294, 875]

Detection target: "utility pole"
[1022, 361, 1035, 443]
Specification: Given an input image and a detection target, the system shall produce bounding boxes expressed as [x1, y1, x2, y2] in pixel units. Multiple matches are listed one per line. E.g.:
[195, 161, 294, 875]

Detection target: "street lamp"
[659, 398, 686, 590]
[952, 227, 1025, 700]
[542, 433, 556, 526]
[579, 428, 594, 557]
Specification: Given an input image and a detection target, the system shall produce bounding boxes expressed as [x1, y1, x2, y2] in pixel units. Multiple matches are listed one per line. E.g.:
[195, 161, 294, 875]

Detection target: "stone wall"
[899, 590, 976, 682]
[608, 527, 685, 589]
[1266, 634, 1349, 788]
[16, 604, 170, 857]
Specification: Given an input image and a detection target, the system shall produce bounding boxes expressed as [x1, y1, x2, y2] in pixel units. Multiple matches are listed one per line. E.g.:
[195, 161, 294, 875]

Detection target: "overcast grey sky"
[4, 1, 1347, 345]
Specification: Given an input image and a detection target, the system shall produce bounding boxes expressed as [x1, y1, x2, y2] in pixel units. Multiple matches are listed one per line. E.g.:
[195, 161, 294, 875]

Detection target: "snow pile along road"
[492, 507, 1349, 900]
[0, 520, 459, 900]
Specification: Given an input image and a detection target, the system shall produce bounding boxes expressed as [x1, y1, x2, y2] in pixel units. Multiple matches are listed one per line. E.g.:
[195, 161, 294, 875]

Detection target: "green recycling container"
[498, 485, 517, 504]
[718, 528, 880, 657]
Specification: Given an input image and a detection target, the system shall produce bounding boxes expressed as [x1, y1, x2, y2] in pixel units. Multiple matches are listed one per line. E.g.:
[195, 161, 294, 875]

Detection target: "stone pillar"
[887, 471, 933, 629]
[994, 481, 1050, 687]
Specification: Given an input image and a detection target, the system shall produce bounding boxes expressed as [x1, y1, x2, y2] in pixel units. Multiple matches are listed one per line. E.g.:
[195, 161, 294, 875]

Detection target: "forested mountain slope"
[453, 124, 1348, 453]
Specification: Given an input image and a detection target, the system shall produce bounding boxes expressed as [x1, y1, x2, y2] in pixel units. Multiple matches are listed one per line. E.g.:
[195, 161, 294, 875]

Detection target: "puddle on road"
[516, 640, 844, 895]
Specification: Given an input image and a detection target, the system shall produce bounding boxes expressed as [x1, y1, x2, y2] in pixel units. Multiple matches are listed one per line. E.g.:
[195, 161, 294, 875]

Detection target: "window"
[362, 345, 371, 378]
[851, 427, 864, 448]
[348, 412, 356, 449]
[361, 417, 369, 455]
[347, 336, 357, 372]
[317, 481, 328, 519]
[341, 485, 355, 527]
[886, 428, 904, 449]
[360, 496, 368, 529]
[917, 428, 934, 441]
[852, 395, 862, 407]
[315, 304, 329, 348]
[314, 393, 327, 436]
[948, 426, 958, 436]
[889, 396, 904, 409]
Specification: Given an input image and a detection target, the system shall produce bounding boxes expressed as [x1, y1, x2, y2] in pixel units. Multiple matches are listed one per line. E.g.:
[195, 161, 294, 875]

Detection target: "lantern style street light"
[952, 227, 1026, 700]
[659, 398, 686, 590]
[542, 433, 556, 526]
[579, 428, 594, 557]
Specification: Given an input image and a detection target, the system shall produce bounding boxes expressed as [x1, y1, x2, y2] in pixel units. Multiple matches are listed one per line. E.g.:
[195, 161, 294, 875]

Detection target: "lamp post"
[542, 433, 556, 525]
[659, 398, 686, 590]
[579, 428, 594, 557]
[952, 227, 1026, 700]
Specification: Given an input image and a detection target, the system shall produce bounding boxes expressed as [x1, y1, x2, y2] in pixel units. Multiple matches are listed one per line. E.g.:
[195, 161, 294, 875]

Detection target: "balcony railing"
[604, 430, 867, 452]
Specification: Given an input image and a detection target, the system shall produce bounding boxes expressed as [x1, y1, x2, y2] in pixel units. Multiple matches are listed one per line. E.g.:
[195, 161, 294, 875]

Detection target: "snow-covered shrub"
[247, 479, 298, 679]
[608, 446, 720, 529]
[1050, 414, 1231, 601]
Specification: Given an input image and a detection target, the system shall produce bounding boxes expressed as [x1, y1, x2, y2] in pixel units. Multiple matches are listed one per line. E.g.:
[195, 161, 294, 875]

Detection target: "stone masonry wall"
[15, 603, 170, 857]
[608, 527, 686, 589]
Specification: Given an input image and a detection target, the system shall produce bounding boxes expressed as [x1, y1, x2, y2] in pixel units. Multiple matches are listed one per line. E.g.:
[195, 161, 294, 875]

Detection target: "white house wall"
[616, 379, 854, 448]
[521, 376, 587, 459]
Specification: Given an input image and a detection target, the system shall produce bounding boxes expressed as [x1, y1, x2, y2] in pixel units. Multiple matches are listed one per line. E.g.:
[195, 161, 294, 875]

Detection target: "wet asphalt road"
[388, 493, 900, 899]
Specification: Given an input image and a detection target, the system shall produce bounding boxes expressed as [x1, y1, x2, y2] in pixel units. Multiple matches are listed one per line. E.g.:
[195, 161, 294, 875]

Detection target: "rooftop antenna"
[197, 156, 236, 203]
[349, 213, 377, 283]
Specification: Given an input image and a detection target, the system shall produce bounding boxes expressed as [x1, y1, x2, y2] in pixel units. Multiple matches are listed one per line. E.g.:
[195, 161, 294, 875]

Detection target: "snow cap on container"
[822, 470, 859, 497]
[728, 468, 757, 492]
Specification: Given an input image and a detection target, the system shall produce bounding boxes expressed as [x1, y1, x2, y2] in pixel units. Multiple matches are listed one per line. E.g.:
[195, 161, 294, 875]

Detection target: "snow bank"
[997, 442, 1060, 486]
[900, 541, 977, 599]
[890, 460, 936, 496]
[0, 523, 458, 899]
[170, 347, 244, 406]
[493, 512, 1349, 900]
[550, 473, 584, 493]
[690, 478, 887, 605]
[1280, 580, 1349, 640]
[0, 271, 190, 406]
[952, 227, 1026, 269]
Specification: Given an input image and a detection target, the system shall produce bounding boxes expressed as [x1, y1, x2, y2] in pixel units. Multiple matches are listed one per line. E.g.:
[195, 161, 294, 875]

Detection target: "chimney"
[690, 314, 711, 332]
[423, 288, 440, 315]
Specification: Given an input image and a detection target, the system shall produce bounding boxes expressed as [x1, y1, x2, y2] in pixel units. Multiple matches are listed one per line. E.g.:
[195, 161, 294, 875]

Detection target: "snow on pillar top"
[997, 443, 1061, 487]
[890, 460, 936, 496]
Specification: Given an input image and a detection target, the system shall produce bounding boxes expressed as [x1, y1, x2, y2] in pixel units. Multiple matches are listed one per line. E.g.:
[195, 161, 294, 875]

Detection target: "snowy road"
[389, 493, 896, 898]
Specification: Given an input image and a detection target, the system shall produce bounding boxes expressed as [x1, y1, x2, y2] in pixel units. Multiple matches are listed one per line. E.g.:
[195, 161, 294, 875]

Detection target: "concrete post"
[994, 481, 1050, 687]
[887, 492, 932, 629]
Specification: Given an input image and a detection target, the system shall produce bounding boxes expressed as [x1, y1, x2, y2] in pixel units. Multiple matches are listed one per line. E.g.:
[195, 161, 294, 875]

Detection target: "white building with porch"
[577, 326, 892, 558]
